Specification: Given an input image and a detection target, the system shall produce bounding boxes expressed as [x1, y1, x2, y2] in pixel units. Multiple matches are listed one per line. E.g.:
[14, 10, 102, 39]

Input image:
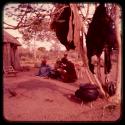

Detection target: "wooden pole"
[109, 4, 121, 104]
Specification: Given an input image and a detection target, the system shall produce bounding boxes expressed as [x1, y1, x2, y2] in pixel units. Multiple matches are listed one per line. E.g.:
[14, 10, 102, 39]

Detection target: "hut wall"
[14, 47, 20, 70]
[10, 44, 15, 68]
[3, 43, 11, 70]
[3, 43, 20, 71]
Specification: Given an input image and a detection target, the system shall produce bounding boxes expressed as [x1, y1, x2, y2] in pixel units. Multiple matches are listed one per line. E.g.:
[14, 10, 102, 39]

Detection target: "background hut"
[3, 31, 21, 71]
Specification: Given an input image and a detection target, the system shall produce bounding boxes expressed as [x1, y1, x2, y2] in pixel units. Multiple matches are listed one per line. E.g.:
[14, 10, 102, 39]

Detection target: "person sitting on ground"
[49, 58, 62, 80]
[60, 59, 78, 83]
[36, 58, 52, 77]
[55, 54, 78, 83]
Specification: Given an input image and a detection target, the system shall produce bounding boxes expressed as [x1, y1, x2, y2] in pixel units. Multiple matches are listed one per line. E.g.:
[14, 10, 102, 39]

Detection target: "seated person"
[49, 58, 62, 80]
[37, 58, 52, 77]
[52, 54, 78, 83]
[60, 60, 77, 83]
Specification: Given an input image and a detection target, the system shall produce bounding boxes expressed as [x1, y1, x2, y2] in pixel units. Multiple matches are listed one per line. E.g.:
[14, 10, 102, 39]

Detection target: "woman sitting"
[37, 59, 52, 77]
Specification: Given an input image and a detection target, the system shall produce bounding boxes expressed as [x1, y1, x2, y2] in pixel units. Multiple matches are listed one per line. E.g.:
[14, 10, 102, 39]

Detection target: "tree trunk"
[109, 4, 121, 104]
[71, 4, 106, 96]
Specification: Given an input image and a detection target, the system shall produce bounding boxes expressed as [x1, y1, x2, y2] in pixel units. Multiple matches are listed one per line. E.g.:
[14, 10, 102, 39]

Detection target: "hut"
[3, 31, 21, 71]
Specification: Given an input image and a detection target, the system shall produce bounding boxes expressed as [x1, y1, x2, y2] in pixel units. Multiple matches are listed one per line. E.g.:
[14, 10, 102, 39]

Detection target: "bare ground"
[3, 67, 121, 122]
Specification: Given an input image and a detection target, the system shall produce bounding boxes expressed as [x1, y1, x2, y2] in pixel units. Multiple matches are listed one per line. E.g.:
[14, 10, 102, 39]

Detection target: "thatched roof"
[3, 31, 21, 46]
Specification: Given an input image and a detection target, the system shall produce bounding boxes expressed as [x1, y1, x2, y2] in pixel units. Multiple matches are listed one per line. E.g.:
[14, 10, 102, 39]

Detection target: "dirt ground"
[3, 67, 121, 122]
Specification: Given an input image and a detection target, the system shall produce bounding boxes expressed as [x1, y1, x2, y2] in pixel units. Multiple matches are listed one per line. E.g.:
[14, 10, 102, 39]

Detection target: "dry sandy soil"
[3, 67, 121, 122]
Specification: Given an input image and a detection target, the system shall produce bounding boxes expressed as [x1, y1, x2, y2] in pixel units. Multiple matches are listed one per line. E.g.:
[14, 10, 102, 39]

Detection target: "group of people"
[36, 54, 77, 83]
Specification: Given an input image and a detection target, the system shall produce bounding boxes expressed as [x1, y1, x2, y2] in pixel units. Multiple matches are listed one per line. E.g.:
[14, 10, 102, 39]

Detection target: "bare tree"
[4, 4, 55, 41]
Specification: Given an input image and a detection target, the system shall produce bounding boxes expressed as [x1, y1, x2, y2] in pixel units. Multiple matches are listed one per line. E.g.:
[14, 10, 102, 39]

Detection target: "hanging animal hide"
[50, 4, 74, 50]
[86, 4, 117, 74]
[50, 4, 82, 51]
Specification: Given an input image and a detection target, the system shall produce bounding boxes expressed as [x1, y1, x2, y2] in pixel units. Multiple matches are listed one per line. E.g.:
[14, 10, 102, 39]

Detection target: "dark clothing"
[49, 69, 62, 80]
[61, 61, 77, 83]
[54, 58, 77, 83]
[61, 57, 68, 64]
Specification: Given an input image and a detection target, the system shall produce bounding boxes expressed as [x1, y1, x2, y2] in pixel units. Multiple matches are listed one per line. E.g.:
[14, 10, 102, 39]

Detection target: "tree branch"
[52, 5, 69, 15]
[3, 21, 17, 29]
[4, 21, 34, 29]
[16, 5, 29, 28]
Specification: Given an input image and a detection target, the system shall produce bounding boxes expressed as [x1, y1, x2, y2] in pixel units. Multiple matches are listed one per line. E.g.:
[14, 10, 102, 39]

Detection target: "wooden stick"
[93, 74, 105, 96]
